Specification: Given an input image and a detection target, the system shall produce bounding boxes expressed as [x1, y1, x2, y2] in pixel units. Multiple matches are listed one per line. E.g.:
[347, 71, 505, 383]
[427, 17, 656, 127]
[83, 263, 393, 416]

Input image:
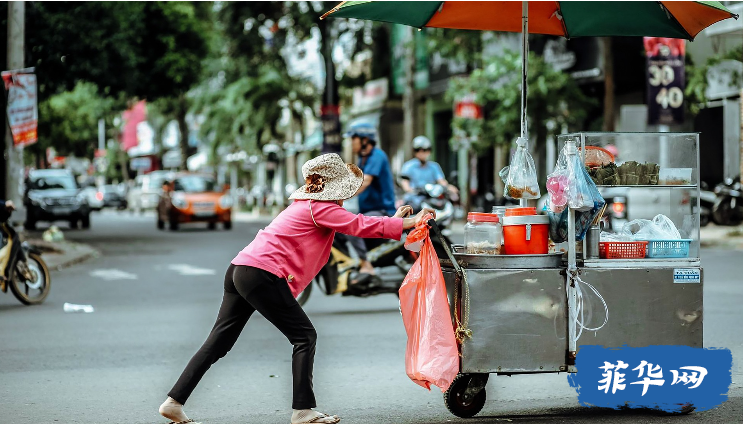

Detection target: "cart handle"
[427, 218, 462, 276]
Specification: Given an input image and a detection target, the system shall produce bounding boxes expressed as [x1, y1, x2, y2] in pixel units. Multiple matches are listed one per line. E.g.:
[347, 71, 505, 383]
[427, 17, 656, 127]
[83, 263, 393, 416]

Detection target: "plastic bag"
[622, 214, 682, 240]
[546, 147, 605, 242]
[546, 149, 569, 213]
[399, 216, 459, 392]
[502, 137, 541, 200]
[566, 149, 594, 211]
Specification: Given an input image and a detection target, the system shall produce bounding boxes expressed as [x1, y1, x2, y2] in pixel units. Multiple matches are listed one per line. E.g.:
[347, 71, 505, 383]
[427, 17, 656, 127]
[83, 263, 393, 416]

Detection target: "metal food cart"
[435, 132, 703, 418]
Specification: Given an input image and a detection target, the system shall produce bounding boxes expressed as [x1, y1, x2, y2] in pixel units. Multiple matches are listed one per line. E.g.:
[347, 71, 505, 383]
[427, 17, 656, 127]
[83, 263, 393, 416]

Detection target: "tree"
[446, 50, 596, 182]
[36, 82, 115, 159]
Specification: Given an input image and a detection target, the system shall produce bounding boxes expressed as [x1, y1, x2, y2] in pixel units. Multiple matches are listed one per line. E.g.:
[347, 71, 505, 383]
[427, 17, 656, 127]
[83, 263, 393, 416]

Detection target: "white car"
[127, 171, 172, 213]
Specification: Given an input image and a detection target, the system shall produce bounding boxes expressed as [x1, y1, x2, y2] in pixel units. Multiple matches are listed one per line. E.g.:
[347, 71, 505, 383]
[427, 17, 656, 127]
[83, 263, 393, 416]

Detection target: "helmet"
[343, 122, 377, 143]
[412, 135, 432, 150]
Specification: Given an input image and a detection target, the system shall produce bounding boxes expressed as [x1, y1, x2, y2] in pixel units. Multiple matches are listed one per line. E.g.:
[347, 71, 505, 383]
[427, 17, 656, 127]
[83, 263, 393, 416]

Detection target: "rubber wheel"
[223, 220, 232, 230]
[296, 281, 313, 307]
[712, 197, 742, 226]
[444, 374, 488, 418]
[208, 222, 217, 230]
[157, 219, 165, 230]
[24, 215, 36, 230]
[9, 253, 51, 305]
[169, 213, 179, 231]
[69, 219, 79, 229]
[81, 214, 91, 229]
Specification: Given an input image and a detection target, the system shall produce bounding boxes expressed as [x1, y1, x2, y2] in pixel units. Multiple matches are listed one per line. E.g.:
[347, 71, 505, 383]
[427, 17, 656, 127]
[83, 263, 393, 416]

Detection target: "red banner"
[454, 93, 483, 120]
[121, 100, 147, 151]
[2, 70, 38, 147]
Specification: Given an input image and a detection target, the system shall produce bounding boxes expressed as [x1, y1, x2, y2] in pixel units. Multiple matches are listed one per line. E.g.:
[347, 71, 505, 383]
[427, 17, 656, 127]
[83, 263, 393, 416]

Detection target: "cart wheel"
[444, 373, 488, 418]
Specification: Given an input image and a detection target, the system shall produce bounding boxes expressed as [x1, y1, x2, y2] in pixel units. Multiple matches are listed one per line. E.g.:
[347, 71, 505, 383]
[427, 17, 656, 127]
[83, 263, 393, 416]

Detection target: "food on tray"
[658, 168, 692, 185]
[588, 161, 660, 186]
[581, 146, 615, 167]
[506, 184, 539, 199]
[466, 241, 501, 255]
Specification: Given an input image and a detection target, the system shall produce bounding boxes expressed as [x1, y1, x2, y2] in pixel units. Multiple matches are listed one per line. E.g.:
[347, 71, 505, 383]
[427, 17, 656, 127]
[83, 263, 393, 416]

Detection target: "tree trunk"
[177, 95, 189, 171]
[602, 37, 615, 131]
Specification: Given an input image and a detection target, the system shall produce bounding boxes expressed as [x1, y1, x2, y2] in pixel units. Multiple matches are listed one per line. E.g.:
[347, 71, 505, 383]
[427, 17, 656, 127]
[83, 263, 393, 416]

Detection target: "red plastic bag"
[399, 216, 459, 392]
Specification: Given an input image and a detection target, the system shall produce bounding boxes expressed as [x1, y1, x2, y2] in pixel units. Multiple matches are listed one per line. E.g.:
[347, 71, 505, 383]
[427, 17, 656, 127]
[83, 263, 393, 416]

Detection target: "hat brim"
[289, 165, 364, 201]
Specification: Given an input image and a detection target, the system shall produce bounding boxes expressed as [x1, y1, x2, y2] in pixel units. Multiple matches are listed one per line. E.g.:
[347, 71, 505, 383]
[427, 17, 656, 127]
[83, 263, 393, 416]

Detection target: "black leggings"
[168, 265, 317, 410]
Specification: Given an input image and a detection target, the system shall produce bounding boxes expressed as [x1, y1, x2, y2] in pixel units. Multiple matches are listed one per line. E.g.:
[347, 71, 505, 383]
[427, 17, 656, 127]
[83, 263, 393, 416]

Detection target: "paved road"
[0, 211, 741, 424]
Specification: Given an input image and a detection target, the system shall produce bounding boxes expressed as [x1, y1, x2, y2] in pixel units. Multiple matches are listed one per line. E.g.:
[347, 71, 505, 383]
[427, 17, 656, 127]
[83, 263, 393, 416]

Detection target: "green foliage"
[445, 50, 596, 153]
[427, 28, 485, 67]
[37, 82, 115, 158]
[686, 46, 742, 115]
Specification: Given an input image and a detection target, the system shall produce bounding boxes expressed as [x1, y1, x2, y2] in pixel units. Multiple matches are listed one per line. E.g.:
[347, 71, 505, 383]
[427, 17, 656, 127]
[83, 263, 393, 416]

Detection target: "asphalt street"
[0, 211, 741, 424]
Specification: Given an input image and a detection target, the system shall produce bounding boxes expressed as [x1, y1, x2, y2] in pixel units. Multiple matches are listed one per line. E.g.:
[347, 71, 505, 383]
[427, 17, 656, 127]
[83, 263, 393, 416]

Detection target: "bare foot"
[159, 397, 190, 423]
[358, 260, 375, 275]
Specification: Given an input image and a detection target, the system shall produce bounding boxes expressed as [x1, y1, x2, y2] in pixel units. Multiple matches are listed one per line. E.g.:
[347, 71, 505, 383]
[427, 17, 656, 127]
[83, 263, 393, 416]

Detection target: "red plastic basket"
[599, 241, 648, 259]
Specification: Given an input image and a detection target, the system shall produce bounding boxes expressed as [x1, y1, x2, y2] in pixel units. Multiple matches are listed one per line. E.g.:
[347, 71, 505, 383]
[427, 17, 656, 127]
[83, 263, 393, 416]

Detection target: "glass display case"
[557, 132, 701, 262]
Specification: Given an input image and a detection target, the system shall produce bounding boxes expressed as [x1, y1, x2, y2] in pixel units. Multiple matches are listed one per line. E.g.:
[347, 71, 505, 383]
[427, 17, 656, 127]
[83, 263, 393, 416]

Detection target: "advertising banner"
[2, 69, 38, 147]
[644, 37, 685, 126]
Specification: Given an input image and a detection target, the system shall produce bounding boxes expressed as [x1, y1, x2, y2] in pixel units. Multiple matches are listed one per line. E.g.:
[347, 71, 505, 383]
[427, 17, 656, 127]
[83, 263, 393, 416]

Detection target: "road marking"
[89, 269, 138, 281]
[168, 264, 216, 276]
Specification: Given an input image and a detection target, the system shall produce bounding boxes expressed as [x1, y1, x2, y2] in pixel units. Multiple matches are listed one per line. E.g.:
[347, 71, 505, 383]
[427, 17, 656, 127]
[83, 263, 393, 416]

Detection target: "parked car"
[157, 173, 233, 231]
[23, 169, 91, 230]
[79, 179, 105, 211]
[101, 185, 128, 210]
[127, 171, 172, 214]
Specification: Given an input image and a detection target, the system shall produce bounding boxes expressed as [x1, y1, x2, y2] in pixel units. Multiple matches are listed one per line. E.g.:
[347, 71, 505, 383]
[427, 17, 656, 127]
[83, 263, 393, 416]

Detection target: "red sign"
[2, 70, 38, 147]
[644, 37, 686, 125]
[455, 101, 483, 120]
[121, 100, 147, 151]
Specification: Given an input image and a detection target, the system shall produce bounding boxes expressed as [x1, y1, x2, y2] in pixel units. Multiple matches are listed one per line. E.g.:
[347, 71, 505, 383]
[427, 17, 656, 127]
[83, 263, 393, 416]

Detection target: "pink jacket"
[232, 200, 404, 297]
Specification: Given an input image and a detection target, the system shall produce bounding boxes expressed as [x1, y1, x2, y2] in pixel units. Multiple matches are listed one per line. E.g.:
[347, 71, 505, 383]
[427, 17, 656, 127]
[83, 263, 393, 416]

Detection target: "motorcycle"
[1, 208, 51, 305]
[712, 176, 743, 226]
[699, 182, 716, 227]
[296, 187, 455, 306]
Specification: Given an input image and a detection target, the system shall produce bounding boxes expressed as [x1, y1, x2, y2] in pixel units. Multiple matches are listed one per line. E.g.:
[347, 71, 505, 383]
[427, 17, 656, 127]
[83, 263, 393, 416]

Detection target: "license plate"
[53, 207, 72, 215]
[193, 210, 215, 217]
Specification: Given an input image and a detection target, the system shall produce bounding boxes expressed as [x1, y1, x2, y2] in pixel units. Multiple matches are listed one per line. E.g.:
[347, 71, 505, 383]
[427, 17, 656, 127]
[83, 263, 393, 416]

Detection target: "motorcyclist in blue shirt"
[400, 136, 458, 210]
[342, 122, 396, 277]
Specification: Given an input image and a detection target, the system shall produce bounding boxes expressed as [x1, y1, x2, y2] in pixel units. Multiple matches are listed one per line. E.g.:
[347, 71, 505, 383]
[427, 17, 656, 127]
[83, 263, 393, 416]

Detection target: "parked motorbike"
[1, 208, 51, 305]
[296, 189, 455, 306]
[699, 182, 716, 227]
[712, 176, 743, 226]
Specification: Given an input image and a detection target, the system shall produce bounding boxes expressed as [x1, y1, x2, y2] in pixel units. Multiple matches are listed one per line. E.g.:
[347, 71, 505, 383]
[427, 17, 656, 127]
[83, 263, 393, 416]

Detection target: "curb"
[27, 240, 101, 271]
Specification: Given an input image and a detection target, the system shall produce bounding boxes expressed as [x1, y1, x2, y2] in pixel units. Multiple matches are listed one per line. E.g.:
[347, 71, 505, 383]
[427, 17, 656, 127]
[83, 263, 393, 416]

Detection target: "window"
[174, 176, 217, 193]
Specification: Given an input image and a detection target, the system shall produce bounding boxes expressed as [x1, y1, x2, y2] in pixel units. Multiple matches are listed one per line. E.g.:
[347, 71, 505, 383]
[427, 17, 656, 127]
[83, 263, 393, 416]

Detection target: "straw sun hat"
[289, 153, 364, 201]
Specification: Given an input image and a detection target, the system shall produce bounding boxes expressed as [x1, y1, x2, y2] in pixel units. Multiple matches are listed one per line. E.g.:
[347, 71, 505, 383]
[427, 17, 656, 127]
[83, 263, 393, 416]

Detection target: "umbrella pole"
[520, 1, 529, 208]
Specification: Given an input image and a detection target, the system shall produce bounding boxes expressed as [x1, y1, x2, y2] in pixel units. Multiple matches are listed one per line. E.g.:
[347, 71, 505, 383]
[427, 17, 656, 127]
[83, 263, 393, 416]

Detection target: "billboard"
[2, 69, 38, 147]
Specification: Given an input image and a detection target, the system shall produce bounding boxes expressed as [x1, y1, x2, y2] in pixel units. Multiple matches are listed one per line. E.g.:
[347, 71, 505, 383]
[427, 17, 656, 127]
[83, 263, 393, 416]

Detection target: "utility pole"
[4, 2, 24, 213]
[402, 26, 416, 156]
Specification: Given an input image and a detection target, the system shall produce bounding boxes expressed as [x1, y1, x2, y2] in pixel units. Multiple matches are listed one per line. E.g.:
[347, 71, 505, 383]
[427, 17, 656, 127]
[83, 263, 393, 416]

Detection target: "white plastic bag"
[566, 149, 594, 211]
[503, 137, 541, 200]
[622, 214, 681, 240]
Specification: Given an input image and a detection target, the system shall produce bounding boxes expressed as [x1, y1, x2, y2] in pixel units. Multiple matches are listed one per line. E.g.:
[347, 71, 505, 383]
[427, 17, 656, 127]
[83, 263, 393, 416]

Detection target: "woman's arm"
[310, 202, 435, 239]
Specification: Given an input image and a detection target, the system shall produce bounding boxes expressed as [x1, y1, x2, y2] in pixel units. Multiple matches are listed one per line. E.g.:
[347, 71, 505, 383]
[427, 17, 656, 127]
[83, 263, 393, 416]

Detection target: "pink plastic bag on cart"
[399, 216, 459, 392]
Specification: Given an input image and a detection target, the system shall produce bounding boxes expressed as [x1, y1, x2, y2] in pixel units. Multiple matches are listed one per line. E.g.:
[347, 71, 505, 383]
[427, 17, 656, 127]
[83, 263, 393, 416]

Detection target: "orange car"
[157, 173, 233, 231]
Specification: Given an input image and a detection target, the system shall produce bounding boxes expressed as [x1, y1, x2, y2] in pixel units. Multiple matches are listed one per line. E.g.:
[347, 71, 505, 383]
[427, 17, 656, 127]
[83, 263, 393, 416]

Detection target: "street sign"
[2, 69, 38, 147]
[454, 93, 483, 120]
[644, 38, 685, 126]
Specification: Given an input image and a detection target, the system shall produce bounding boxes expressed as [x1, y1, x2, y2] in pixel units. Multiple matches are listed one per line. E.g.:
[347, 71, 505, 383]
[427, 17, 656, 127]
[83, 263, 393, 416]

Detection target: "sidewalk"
[22, 238, 100, 270]
[700, 224, 743, 249]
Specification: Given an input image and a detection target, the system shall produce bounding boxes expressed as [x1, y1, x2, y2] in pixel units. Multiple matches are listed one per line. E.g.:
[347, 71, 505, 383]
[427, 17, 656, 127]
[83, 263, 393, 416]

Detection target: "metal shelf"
[596, 185, 696, 189]
[581, 257, 701, 268]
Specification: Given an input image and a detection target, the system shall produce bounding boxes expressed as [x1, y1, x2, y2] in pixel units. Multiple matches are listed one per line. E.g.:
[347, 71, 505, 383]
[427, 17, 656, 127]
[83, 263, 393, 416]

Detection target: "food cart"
[436, 132, 703, 418]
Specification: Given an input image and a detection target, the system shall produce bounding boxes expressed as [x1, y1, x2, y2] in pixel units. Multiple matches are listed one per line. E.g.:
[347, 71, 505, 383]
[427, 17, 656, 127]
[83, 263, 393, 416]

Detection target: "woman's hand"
[5, 200, 15, 211]
[402, 207, 436, 230]
[394, 205, 413, 218]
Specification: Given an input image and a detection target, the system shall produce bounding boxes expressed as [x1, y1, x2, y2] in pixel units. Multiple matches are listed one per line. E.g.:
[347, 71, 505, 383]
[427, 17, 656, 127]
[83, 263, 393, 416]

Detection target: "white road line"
[167, 264, 217, 276]
[89, 269, 139, 281]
